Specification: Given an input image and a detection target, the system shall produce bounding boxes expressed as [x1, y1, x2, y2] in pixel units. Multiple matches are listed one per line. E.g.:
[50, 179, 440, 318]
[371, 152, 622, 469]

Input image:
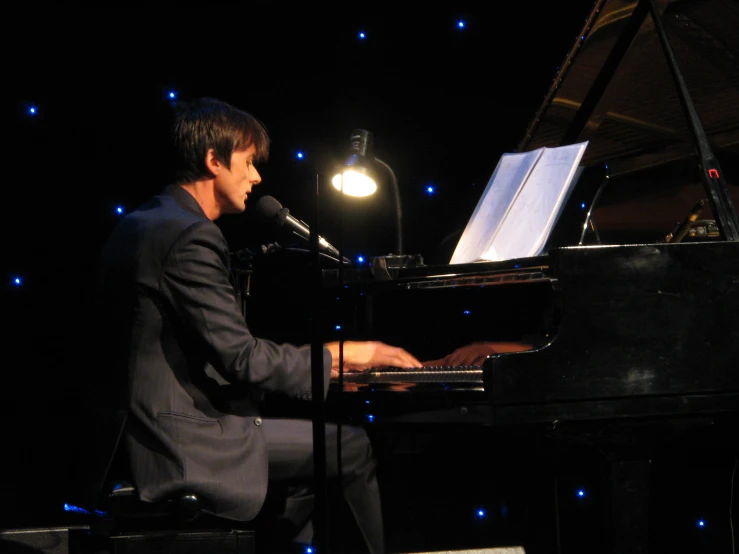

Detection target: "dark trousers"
[260, 418, 384, 553]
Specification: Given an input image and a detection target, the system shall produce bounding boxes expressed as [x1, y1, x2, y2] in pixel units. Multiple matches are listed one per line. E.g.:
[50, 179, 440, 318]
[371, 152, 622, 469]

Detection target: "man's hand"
[422, 341, 533, 367]
[326, 341, 422, 379]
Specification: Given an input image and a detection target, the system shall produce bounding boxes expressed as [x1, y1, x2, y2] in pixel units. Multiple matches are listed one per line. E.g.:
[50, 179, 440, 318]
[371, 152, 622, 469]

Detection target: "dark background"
[3, 4, 737, 553]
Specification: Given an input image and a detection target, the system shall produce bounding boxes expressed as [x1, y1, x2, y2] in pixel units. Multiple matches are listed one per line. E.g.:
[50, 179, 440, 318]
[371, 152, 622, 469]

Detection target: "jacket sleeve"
[159, 220, 331, 398]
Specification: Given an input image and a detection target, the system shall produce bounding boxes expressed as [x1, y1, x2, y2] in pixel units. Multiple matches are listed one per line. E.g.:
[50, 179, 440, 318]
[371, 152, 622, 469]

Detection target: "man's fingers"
[338, 341, 423, 370]
[385, 346, 422, 368]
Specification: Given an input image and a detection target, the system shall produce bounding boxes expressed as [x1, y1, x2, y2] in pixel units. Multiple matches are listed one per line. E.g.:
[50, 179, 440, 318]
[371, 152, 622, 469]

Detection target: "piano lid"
[517, 0, 739, 177]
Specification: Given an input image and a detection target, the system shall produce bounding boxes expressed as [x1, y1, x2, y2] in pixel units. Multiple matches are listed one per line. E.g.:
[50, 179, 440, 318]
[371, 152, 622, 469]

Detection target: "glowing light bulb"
[332, 171, 377, 197]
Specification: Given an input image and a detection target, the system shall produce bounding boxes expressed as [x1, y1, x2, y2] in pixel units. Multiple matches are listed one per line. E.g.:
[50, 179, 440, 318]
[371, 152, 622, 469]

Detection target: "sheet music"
[450, 141, 589, 264]
[449, 149, 542, 265]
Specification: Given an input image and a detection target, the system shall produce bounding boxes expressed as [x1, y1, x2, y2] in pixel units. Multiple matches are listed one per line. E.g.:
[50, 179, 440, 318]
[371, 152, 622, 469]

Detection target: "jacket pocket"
[157, 411, 223, 436]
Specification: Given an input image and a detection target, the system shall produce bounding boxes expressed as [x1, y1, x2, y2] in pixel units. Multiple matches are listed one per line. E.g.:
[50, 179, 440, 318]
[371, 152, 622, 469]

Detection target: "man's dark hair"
[171, 97, 270, 185]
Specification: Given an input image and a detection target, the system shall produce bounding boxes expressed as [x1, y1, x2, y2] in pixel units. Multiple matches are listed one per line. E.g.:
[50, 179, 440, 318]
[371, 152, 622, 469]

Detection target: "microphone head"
[254, 195, 289, 227]
[255, 195, 282, 219]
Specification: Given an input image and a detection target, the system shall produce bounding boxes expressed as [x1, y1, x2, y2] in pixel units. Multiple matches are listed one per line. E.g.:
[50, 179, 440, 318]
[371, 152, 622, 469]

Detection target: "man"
[94, 97, 421, 553]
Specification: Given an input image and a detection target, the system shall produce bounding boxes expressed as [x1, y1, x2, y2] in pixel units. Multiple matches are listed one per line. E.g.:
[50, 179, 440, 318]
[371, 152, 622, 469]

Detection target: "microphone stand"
[309, 172, 330, 553]
[335, 173, 346, 554]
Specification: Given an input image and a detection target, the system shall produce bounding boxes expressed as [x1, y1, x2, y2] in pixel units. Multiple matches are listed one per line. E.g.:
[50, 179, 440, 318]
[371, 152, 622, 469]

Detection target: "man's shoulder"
[101, 191, 217, 259]
[129, 192, 214, 235]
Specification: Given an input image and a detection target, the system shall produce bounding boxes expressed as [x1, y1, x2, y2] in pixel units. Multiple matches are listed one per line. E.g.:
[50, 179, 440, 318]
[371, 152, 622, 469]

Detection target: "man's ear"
[205, 148, 222, 176]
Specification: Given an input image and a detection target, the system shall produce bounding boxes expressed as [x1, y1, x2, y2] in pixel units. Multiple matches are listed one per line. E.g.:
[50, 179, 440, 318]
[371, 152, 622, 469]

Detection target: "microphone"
[255, 195, 344, 260]
[664, 198, 707, 243]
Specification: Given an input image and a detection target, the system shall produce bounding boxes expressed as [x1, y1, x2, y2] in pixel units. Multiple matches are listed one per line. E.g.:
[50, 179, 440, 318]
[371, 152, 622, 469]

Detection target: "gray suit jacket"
[95, 185, 330, 521]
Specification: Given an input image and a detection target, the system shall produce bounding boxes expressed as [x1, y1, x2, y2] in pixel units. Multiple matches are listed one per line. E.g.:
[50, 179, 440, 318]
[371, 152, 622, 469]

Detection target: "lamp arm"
[374, 157, 403, 255]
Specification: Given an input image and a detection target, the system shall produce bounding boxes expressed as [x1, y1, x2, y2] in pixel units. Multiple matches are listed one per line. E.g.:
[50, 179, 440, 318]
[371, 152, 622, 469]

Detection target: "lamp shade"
[331, 128, 404, 254]
[331, 158, 378, 196]
[332, 130, 380, 197]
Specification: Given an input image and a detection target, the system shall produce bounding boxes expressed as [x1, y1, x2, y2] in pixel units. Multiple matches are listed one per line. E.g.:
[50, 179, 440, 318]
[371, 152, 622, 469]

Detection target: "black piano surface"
[243, 0, 739, 551]
[322, 240, 739, 413]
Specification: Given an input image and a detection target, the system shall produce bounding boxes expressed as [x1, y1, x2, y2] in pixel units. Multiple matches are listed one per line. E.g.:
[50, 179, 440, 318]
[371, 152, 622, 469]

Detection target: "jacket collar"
[161, 184, 209, 220]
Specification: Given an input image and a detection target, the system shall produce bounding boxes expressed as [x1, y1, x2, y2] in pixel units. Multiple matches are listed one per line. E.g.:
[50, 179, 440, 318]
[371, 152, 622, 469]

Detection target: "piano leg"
[607, 458, 651, 554]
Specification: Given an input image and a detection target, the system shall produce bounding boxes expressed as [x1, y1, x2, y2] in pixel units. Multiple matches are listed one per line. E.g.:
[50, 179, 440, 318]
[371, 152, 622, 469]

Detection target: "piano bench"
[85, 481, 257, 554]
[106, 480, 204, 524]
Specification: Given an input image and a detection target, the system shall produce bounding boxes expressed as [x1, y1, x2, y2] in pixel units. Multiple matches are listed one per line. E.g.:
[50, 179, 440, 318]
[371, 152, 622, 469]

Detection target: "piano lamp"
[331, 129, 404, 255]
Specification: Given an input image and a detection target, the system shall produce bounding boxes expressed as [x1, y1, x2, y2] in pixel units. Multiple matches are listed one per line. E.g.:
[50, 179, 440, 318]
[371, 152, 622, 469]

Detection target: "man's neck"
[179, 181, 219, 220]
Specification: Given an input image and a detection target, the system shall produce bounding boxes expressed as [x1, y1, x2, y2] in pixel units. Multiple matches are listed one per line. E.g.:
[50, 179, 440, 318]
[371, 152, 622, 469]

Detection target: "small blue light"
[457, 20, 466, 29]
[115, 205, 125, 215]
[514, 264, 520, 268]
[357, 255, 364, 263]
[296, 151, 304, 160]
[28, 106, 37, 115]
[168, 91, 177, 99]
[463, 310, 470, 315]
[476, 508, 486, 518]
[580, 202, 586, 209]
[358, 31, 366, 39]
[577, 489, 585, 497]
[335, 325, 341, 330]
[64, 503, 90, 514]
[13, 276, 22, 286]
[698, 519, 705, 527]
[426, 185, 435, 195]
[365, 400, 370, 404]
[367, 414, 374, 422]
[305, 547, 314, 554]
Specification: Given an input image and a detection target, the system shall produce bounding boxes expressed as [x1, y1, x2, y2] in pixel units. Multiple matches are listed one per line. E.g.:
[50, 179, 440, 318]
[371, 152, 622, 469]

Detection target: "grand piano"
[244, 0, 739, 551]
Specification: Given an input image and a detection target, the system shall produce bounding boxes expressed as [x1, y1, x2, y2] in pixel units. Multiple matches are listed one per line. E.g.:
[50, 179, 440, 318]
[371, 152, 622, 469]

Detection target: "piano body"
[244, 0, 739, 551]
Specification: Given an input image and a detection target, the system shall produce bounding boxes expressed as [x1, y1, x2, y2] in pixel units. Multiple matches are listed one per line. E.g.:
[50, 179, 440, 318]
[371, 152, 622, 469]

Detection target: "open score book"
[449, 141, 589, 264]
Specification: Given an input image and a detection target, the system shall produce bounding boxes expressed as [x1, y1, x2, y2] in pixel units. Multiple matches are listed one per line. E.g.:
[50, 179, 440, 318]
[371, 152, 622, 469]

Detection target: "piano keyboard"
[333, 366, 484, 385]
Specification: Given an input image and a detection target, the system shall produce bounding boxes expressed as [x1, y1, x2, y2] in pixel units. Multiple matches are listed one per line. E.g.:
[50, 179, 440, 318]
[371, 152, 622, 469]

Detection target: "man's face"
[214, 145, 261, 215]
